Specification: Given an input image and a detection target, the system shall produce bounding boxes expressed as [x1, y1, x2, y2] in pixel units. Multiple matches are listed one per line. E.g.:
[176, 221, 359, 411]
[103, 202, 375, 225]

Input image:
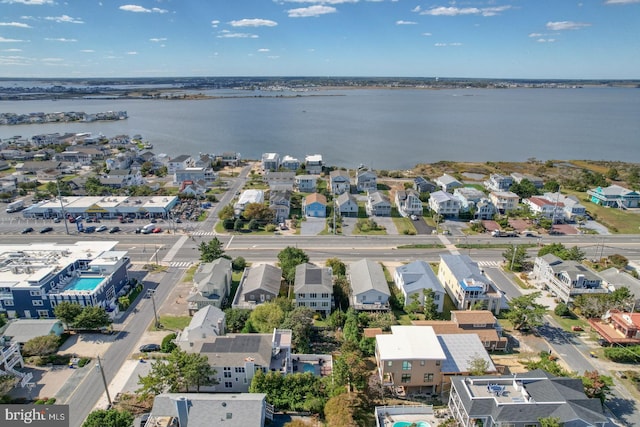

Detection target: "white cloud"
[45, 15, 84, 24]
[536, 38, 556, 43]
[267, 56, 280, 59]
[546, 21, 591, 30]
[279, 0, 356, 3]
[80, 49, 94, 52]
[126, 51, 137, 55]
[149, 37, 167, 42]
[258, 48, 270, 52]
[396, 20, 417, 25]
[0, 22, 31, 28]
[434, 42, 462, 47]
[211, 20, 220, 28]
[3, 48, 22, 51]
[41, 57, 63, 62]
[412, 6, 421, 12]
[422, 32, 432, 36]
[605, 0, 640, 4]
[1, 0, 54, 4]
[45, 37, 77, 42]
[119, 5, 168, 14]
[0, 36, 27, 42]
[288, 5, 337, 17]
[528, 33, 544, 38]
[420, 5, 511, 17]
[230, 18, 277, 27]
[216, 31, 259, 38]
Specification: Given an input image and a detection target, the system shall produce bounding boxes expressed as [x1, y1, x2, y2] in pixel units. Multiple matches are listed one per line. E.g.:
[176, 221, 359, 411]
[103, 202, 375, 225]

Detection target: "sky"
[0, 0, 639, 79]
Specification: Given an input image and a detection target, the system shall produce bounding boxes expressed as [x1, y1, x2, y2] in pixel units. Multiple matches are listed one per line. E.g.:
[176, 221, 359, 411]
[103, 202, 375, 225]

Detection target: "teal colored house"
[587, 184, 640, 208]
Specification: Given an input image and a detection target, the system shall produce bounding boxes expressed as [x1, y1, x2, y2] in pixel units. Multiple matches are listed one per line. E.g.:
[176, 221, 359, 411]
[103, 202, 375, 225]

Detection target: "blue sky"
[0, 0, 639, 79]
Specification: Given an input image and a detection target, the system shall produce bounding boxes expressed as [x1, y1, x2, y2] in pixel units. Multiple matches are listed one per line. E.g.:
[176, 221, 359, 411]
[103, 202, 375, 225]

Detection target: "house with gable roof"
[303, 193, 327, 217]
[395, 189, 423, 218]
[329, 169, 351, 195]
[176, 305, 226, 351]
[336, 192, 359, 217]
[366, 191, 391, 217]
[435, 174, 462, 192]
[186, 258, 232, 313]
[294, 263, 333, 316]
[232, 264, 282, 309]
[588, 184, 640, 208]
[532, 254, 607, 304]
[394, 260, 445, 313]
[348, 259, 390, 311]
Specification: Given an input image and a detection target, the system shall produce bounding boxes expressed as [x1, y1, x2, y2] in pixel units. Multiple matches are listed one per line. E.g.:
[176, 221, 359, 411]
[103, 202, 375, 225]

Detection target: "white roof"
[305, 154, 323, 162]
[376, 325, 446, 361]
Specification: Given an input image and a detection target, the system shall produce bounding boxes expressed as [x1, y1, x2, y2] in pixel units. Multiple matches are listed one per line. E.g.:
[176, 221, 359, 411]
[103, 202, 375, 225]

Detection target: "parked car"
[150, 218, 157, 223]
[97, 225, 108, 232]
[152, 227, 162, 233]
[175, 218, 182, 223]
[139, 344, 161, 353]
[21, 227, 34, 234]
[109, 226, 120, 233]
[135, 228, 142, 234]
[53, 217, 61, 223]
[84, 226, 96, 233]
[571, 325, 583, 332]
[40, 227, 53, 233]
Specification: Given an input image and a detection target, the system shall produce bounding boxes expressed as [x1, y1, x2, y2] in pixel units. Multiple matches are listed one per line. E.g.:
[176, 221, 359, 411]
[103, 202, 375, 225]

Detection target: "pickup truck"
[492, 230, 518, 237]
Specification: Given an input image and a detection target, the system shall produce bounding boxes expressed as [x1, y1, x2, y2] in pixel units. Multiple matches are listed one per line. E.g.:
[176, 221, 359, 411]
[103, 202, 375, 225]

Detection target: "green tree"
[73, 306, 111, 330]
[503, 244, 528, 271]
[249, 302, 285, 333]
[325, 257, 346, 276]
[422, 289, 438, 320]
[405, 293, 421, 314]
[198, 237, 228, 262]
[606, 167, 619, 181]
[537, 243, 585, 261]
[333, 348, 369, 392]
[281, 306, 314, 353]
[505, 291, 547, 331]
[333, 275, 351, 310]
[218, 204, 235, 220]
[161, 333, 177, 353]
[22, 335, 60, 357]
[53, 301, 83, 330]
[554, 302, 571, 317]
[467, 355, 490, 376]
[538, 417, 563, 427]
[277, 246, 309, 284]
[137, 349, 216, 394]
[510, 179, 539, 199]
[542, 180, 560, 193]
[324, 393, 357, 427]
[224, 308, 251, 332]
[243, 202, 275, 223]
[82, 409, 133, 427]
[232, 256, 246, 271]
[581, 370, 612, 404]
[342, 309, 360, 344]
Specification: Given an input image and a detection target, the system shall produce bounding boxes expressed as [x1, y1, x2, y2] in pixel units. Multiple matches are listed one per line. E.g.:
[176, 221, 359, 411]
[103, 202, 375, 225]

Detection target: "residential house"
[336, 192, 359, 217]
[219, 152, 241, 167]
[304, 154, 324, 175]
[438, 254, 503, 314]
[303, 193, 327, 218]
[146, 393, 272, 427]
[0, 176, 18, 195]
[588, 184, 640, 208]
[543, 192, 587, 222]
[511, 172, 544, 188]
[295, 174, 318, 193]
[412, 310, 509, 352]
[489, 191, 520, 213]
[474, 198, 496, 220]
[375, 326, 496, 396]
[280, 155, 300, 171]
[261, 152, 280, 171]
[232, 264, 282, 309]
[234, 189, 264, 216]
[589, 310, 640, 346]
[366, 191, 391, 217]
[2, 319, 64, 345]
[523, 196, 564, 221]
[17, 160, 63, 175]
[105, 152, 135, 171]
[598, 267, 640, 309]
[356, 169, 377, 193]
[100, 169, 144, 189]
[167, 154, 193, 175]
[294, 263, 333, 316]
[395, 189, 423, 218]
[265, 171, 295, 192]
[414, 176, 437, 194]
[269, 190, 292, 223]
[532, 254, 607, 304]
[348, 259, 391, 311]
[483, 173, 513, 192]
[194, 153, 215, 169]
[186, 258, 232, 313]
[428, 191, 461, 218]
[329, 170, 351, 195]
[0, 339, 32, 389]
[180, 180, 208, 197]
[453, 187, 486, 208]
[448, 370, 607, 427]
[435, 174, 463, 192]
[394, 260, 446, 313]
[175, 305, 226, 351]
[174, 167, 217, 185]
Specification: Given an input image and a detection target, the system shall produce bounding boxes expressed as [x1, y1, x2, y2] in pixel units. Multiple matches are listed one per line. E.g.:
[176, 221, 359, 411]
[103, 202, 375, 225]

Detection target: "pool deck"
[375, 405, 448, 427]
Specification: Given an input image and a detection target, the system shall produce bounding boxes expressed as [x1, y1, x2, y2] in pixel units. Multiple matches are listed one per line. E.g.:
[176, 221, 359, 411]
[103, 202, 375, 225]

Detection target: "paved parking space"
[300, 217, 326, 235]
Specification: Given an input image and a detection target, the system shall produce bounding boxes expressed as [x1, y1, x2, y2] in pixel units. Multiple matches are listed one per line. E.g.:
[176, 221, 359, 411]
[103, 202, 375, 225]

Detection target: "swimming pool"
[301, 363, 316, 374]
[64, 276, 105, 292]
[392, 422, 431, 427]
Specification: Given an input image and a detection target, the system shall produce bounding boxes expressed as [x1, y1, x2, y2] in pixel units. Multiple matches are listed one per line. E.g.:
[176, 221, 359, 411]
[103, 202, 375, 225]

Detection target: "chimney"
[218, 318, 225, 336]
[175, 396, 190, 427]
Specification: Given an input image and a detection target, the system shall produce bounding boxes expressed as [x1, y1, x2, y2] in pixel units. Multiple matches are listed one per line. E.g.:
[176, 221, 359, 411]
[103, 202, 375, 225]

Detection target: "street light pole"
[96, 354, 112, 408]
[56, 179, 70, 235]
[148, 290, 160, 329]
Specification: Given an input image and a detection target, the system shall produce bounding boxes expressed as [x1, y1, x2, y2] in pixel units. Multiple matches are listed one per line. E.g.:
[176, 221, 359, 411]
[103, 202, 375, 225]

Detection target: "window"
[322, 302, 329, 307]
[401, 374, 411, 383]
[387, 361, 393, 367]
[420, 360, 425, 366]
[32, 300, 43, 306]
[235, 367, 245, 373]
[4, 300, 14, 306]
[224, 382, 232, 388]
[30, 290, 42, 296]
[37, 310, 49, 318]
[435, 360, 440, 366]
[321, 293, 329, 298]
[224, 367, 231, 371]
[299, 293, 305, 298]
[224, 371, 232, 378]
[434, 294, 440, 300]
[424, 373, 434, 383]
[310, 293, 317, 298]
[310, 302, 316, 307]
[402, 361, 412, 370]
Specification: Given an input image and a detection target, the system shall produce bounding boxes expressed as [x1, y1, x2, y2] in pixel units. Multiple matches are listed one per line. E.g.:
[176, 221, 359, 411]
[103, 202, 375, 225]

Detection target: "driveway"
[412, 217, 435, 235]
[300, 217, 326, 235]
[371, 216, 398, 235]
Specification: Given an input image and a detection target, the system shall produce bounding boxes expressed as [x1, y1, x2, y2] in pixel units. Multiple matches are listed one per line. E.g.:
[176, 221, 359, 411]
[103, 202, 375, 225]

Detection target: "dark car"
[84, 226, 96, 233]
[21, 227, 34, 234]
[175, 218, 182, 223]
[109, 226, 120, 233]
[40, 227, 53, 233]
[139, 344, 161, 353]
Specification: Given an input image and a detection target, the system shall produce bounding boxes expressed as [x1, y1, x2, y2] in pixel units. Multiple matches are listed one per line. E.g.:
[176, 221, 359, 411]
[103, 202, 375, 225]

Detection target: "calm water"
[1, 87, 638, 169]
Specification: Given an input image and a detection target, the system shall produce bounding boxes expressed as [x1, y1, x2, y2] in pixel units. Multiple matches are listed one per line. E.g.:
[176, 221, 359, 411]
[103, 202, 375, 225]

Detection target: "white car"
[96, 225, 108, 232]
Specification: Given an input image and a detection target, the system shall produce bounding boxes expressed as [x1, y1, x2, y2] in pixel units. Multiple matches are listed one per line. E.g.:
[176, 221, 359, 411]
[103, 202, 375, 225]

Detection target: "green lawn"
[548, 312, 589, 332]
[393, 216, 417, 235]
[564, 189, 640, 234]
[156, 315, 192, 331]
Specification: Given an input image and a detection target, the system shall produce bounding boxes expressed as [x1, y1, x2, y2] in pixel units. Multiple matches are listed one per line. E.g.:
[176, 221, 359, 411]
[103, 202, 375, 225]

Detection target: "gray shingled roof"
[242, 264, 282, 295]
[2, 319, 62, 344]
[294, 263, 333, 294]
[196, 333, 273, 368]
[348, 259, 390, 297]
[150, 393, 266, 427]
[193, 258, 231, 296]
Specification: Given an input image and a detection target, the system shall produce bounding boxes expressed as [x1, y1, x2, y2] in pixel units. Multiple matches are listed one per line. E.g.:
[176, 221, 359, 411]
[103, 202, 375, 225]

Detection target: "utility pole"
[510, 244, 518, 271]
[148, 289, 160, 329]
[56, 179, 70, 235]
[96, 355, 112, 408]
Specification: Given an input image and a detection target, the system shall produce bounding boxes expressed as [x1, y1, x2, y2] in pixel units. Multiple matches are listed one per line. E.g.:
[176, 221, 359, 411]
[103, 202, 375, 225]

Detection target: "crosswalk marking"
[477, 261, 501, 268]
[190, 231, 216, 236]
[169, 261, 193, 268]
